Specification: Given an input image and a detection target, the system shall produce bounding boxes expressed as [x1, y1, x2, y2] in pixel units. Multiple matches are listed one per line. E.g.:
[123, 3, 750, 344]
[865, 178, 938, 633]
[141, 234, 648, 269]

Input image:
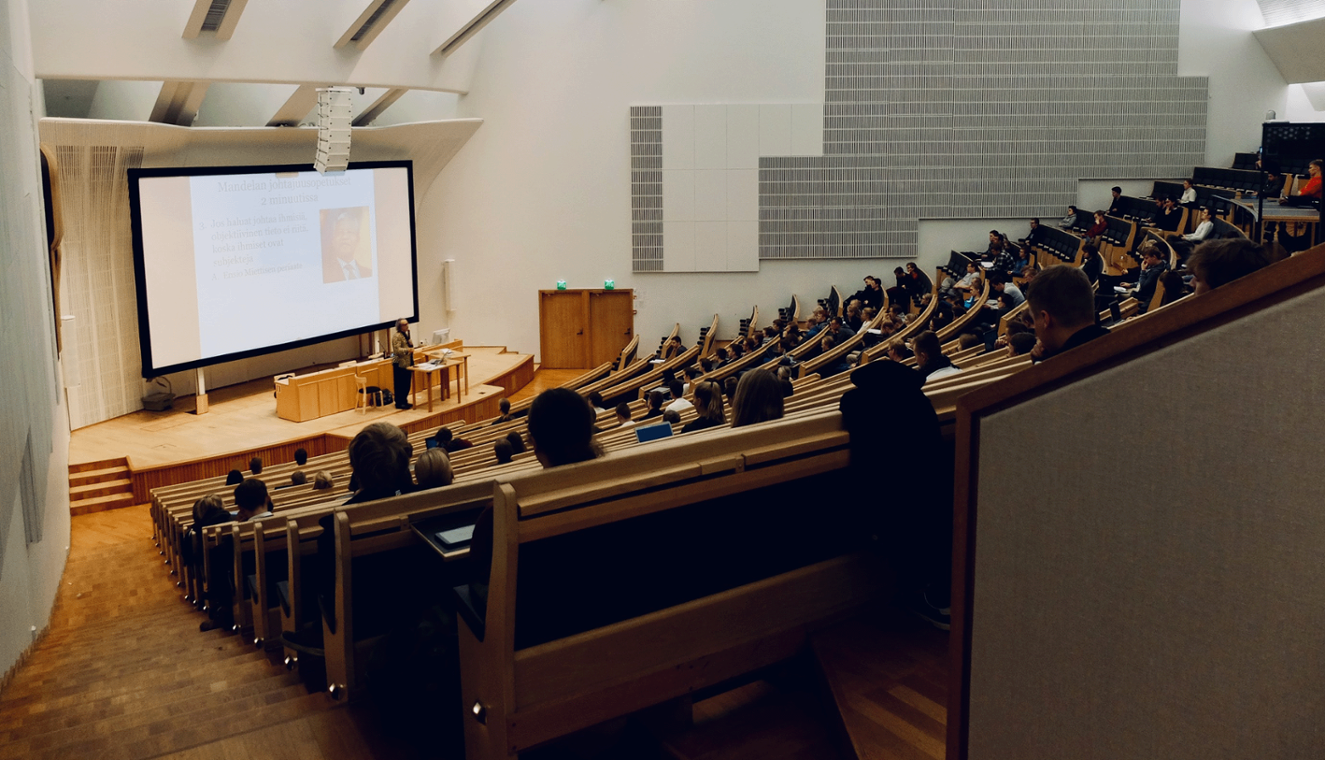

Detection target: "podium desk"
[410, 352, 469, 412]
[274, 358, 393, 422]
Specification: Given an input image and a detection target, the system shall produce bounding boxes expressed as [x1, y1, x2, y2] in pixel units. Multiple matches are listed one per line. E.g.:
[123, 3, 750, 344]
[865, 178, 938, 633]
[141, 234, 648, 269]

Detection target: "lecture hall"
[4, 1, 1325, 758]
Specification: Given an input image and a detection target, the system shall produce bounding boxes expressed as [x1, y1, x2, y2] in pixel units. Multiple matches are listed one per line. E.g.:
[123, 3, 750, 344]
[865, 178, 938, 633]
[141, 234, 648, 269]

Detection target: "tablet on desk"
[1114, 286, 1128, 293]
[435, 524, 475, 549]
[635, 422, 673, 443]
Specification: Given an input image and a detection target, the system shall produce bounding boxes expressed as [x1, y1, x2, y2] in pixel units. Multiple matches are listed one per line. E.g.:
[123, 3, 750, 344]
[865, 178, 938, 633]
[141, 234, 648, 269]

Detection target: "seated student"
[614, 402, 635, 428]
[1158, 269, 1187, 306]
[1060, 205, 1080, 229]
[857, 306, 877, 333]
[1004, 331, 1036, 357]
[249, 457, 263, 476]
[681, 381, 726, 433]
[912, 331, 961, 382]
[989, 242, 1018, 275]
[1107, 186, 1123, 216]
[191, 493, 238, 632]
[888, 342, 914, 364]
[290, 470, 307, 487]
[953, 261, 982, 299]
[1186, 238, 1278, 295]
[849, 276, 885, 312]
[1183, 207, 1214, 244]
[1280, 159, 1323, 206]
[826, 316, 855, 345]
[1122, 243, 1169, 312]
[234, 478, 273, 523]
[225, 469, 243, 486]
[904, 262, 933, 300]
[885, 265, 909, 306]
[505, 431, 526, 455]
[1024, 264, 1109, 362]
[728, 340, 745, 360]
[432, 426, 473, 453]
[664, 380, 694, 413]
[713, 346, 730, 365]
[588, 391, 607, 413]
[345, 422, 415, 504]
[1023, 218, 1045, 247]
[986, 270, 1024, 310]
[526, 388, 602, 468]
[662, 408, 682, 425]
[641, 389, 666, 419]
[660, 335, 683, 360]
[817, 334, 852, 378]
[1180, 178, 1198, 205]
[413, 448, 454, 490]
[804, 308, 829, 336]
[699, 357, 714, 373]
[731, 369, 785, 427]
[492, 397, 513, 424]
[723, 375, 738, 404]
[957, 333, 983, 352]
[1084, 210, 1108, 241]
[844, 302, 863, 332]
[312, 470, 334, 490]
[1009, 243, 1033, 274]
[294, 448, 308, 467]
[1152, 196, 1182, 232]
[1078, 242, 1104, 285]
[682, 365, 702, 392]
[493, 439, 514, 465]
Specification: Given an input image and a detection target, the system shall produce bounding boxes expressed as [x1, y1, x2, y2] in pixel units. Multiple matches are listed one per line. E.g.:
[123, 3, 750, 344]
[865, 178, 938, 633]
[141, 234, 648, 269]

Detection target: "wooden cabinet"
[538, 289, 633, 369]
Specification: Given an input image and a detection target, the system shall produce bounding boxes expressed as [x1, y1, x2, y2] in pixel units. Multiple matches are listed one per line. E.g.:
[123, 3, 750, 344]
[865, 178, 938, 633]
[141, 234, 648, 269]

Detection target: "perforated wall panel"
[631, 0, 1209, 270]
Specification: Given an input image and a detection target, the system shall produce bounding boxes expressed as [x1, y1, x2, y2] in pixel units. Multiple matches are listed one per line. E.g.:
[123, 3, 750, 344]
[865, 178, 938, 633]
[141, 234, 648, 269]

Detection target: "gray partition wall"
[965, 284, 1325, 759]
[632, 0, 1208, 271]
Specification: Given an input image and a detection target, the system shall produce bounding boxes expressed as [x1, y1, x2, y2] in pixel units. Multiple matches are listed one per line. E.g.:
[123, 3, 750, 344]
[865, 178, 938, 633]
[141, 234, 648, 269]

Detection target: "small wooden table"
[410, 352, 469, 412]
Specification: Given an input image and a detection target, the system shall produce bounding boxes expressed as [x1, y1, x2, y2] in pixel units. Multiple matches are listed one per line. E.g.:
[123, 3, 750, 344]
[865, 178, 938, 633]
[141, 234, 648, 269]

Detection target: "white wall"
[1179, 0, 1287, 165]
[426, 0, 828, 354]
[0, 0, 71, 681]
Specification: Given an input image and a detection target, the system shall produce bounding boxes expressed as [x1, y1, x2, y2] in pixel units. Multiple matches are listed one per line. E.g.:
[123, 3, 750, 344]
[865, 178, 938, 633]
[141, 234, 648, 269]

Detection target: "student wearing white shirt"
[1180, 179, 1197, 205]
[1183, 208, 1214, 243]
[663, 380, 693, 413]
[614, 402, 635, 428]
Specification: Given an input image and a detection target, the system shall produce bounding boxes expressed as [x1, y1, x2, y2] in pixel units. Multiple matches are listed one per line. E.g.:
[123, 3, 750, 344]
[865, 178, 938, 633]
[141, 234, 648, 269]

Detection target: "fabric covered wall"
[967, 289, 1325, 758]
[0, 0, 71, 683]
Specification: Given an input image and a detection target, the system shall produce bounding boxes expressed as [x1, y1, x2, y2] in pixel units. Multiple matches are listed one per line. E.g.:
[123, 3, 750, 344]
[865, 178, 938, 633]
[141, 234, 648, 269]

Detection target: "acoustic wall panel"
[630, 106, 663, 273]
[630, 0, 1207, 271]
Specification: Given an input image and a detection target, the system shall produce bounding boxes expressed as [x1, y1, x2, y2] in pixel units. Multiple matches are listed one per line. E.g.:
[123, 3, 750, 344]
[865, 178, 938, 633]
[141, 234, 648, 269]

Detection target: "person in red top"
[1281, 159, 1322, 206]
[1085, 210, 1108, 241]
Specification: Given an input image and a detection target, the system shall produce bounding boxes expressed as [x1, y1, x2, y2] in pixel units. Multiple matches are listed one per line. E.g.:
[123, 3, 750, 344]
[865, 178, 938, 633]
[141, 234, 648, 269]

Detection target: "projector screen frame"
[127, 160, 419, 379]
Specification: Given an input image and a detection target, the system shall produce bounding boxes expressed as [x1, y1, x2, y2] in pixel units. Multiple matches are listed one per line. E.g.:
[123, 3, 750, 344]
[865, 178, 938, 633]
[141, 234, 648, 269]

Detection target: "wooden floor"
[69, 347, 532, 468]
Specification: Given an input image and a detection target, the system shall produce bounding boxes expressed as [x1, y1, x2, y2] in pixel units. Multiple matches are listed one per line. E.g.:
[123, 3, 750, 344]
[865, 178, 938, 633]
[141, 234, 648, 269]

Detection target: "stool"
[354, 374, 369, 414]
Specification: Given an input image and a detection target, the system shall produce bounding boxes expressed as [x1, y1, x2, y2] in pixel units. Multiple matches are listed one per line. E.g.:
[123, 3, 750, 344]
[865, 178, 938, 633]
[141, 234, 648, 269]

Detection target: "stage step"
[809, 611, 950, 760]
[67, 457, 135, 516]
[68, 456, 128, 475]
[69, 478, 132, 500]
[68, 465, 130, 487]
[68, 491, 135, 516]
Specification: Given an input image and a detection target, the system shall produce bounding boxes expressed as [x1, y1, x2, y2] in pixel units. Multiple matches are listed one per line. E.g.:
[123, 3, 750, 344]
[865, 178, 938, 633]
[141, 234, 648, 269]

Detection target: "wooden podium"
[274, 358, 393, 422]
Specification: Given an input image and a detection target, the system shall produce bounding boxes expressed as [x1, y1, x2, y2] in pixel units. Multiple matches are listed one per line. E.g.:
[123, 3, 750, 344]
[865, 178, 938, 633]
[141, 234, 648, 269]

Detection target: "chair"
[354, 374, 369, 414]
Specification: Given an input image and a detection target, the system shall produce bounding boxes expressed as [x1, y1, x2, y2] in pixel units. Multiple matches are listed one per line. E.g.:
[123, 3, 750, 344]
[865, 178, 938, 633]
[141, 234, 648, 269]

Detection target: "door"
[588, 290, 634, 366]
[539, 290, 589, 368]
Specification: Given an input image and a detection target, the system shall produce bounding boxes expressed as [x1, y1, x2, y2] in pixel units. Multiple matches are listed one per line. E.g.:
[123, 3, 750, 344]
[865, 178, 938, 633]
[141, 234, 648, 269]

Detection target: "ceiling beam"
[352, 88, 408, 127]
[148, 81, 210, 126]
[432, 0, 518, 58]
[266, 84, 322, 127]
[335, 0, 413, 51]
[181, 0, 250, 41]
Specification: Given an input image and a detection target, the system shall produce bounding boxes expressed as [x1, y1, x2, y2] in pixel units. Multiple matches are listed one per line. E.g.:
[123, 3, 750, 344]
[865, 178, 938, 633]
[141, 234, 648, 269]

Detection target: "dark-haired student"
[1025, 265, 1109, 362]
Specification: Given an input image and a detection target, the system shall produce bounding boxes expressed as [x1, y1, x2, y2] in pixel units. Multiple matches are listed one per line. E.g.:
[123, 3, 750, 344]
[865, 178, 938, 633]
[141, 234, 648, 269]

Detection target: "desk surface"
[1231, 196, 1321, 222]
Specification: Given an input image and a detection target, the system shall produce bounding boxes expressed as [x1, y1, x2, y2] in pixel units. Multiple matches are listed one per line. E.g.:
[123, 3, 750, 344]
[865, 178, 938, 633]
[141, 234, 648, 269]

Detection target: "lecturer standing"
[391, 319, 414, 410]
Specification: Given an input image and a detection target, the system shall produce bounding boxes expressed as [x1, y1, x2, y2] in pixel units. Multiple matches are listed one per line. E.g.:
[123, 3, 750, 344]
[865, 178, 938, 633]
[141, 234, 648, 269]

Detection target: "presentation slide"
[131, 162, 416, 376]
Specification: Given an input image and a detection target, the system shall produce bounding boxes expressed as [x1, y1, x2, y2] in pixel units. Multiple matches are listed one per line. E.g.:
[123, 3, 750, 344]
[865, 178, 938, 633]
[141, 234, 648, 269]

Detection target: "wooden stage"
[69, 346, 534, 502]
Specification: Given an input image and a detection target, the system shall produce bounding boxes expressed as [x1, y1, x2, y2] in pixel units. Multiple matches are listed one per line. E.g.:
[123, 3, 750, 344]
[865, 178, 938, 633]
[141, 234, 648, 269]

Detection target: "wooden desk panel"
[275, 359, 395, 422]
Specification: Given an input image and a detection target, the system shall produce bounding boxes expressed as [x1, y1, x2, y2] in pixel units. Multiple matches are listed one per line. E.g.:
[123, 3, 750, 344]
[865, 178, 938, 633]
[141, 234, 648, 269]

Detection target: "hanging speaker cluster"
[315, 87, 355, 174]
